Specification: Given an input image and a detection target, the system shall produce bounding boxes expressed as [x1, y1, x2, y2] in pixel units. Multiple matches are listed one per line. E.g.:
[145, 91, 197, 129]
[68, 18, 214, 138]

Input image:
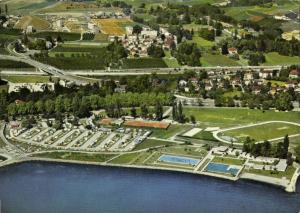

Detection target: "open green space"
[245, 166, 296, 180]
[211, 156, 245, 166]
[4, 0, 57, 14]
[151, 124, 191, 139]
[32, 151, 116, 162]
[191, 131, 218, 141]
[223, 90, 243, 98]
[134, 139, 174, 151]
[263, 52, 300, 66]
[1, 75, 55, 83]
[187, 36, 214, 49]
[201, 54, 241, 67]
[30, 31, 81, 41]
[122, 58, 168, 69]
[266, 80, 286, 87]
[223, 122, 300, 143]
[183, 108, 300, 128]
[109, 152, 141, 164]
[0, 60, 33, 69]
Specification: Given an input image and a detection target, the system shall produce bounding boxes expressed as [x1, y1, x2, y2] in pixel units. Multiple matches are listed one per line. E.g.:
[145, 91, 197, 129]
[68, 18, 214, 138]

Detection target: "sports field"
[223, 122, 300, 143]
[183, 107, 300, 128]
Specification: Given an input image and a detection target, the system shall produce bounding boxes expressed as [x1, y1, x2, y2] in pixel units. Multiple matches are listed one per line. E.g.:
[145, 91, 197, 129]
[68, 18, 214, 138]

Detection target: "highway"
[0, 53, 287, 80]
[0, 54, 95, 85]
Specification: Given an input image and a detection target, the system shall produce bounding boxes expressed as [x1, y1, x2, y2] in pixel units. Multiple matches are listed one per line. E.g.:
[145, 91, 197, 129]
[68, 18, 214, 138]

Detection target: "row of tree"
[243, 135, 293, 165]
[6, 92, 173, 118]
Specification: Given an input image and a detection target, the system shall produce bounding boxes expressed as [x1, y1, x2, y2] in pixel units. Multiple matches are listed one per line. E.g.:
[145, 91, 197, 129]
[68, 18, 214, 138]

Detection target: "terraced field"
[14, 16, 51, 30]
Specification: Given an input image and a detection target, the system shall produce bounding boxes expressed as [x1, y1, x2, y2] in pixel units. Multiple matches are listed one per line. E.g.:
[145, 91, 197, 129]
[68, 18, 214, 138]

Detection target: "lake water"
[0, 162, 299, 213]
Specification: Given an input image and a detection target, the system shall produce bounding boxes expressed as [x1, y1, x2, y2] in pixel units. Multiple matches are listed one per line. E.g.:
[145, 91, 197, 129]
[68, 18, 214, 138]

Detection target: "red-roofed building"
[228, 47, 238, 55]
[289, 69, 299, 79]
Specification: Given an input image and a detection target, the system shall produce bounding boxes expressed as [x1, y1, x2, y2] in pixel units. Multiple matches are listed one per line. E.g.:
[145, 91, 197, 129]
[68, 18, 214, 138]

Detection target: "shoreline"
[0, 157, 298, 193]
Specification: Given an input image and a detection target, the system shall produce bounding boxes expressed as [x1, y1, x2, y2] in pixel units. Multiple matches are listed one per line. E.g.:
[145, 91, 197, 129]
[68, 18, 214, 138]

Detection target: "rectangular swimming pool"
[158, 154, 200, 166]
[205, 163, 240, 176]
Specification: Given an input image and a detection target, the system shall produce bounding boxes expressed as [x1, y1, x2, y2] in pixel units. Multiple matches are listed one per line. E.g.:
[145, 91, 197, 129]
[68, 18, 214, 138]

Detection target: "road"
[0, 54, 96, 85]
[0, 53, 287, 79]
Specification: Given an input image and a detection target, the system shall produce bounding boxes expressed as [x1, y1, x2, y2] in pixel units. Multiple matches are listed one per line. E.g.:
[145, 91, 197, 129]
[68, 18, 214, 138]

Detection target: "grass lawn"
[266, 80, 286, 87]
[201, 53, 241, 67]
[122, 58, 168, 69]
[223, 122, 300, 142]
[245, 166, 296, 180]
[163, 51, 180, 68]
[211, 156, 245, 166]
[192, 131, 218, 141]
[1, 75, 55, 83]
[187, 36, 214, 49]
[109, 152, 141, 164]
[163, 58, 180, 68]
[160, 145, 207, 157]
[263, 52, 300, 66]
[183, 107, 300, 128]
[33, 152, 117, 162]
[134, 139, 175, 151]
[151, 124, 191, 139]
[223, 90, 242, 98]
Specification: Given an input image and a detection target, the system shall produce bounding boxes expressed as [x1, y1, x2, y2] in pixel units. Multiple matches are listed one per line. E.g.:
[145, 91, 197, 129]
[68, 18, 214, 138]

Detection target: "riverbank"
[0, 156, 298, 193]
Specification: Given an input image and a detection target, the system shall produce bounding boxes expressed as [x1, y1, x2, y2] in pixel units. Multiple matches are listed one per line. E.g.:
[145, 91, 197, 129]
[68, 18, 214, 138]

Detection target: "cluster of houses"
[0, 14, 20, 28]
[178, 68, 300, 95]
[121, 26, 177, 57]
[3, 79, 75, 94]
[90, 11, 125, 19]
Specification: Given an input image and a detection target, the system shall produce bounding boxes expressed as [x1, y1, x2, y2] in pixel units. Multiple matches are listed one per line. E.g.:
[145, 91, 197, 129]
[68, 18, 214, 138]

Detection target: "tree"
[155, 101, 163, 121]
[172, 102, 178, 121]
[295, 144, 300, 163]
[286, 152, 293, 166]
[221, 42, 228, 55]
[141, 104, 148, 118]
[173, 42, 201, 66]
[190, 115, 196, 124]
[130, 106, 137, 118]
[132, 25, 142, 34]
[283, 135, 289, 158]
[177, 101, 185, 123]
[147, 44, 165, 58]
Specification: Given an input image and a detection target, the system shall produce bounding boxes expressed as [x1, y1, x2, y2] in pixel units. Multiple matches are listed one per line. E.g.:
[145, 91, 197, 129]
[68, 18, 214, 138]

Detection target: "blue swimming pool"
[158, 155, 200, 166]
[205, 163, 240, 176]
